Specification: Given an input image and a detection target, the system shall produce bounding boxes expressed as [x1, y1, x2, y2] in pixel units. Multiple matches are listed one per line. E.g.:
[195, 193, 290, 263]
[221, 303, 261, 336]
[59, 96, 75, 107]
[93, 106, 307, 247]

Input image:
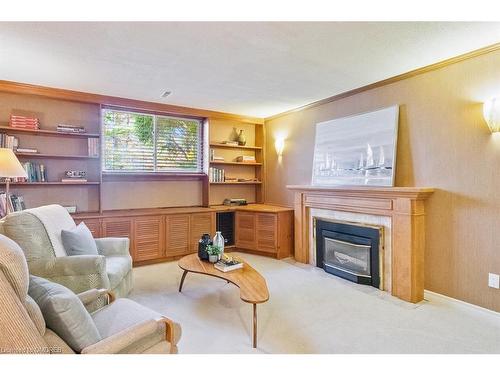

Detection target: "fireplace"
[315, 219, 383, 289]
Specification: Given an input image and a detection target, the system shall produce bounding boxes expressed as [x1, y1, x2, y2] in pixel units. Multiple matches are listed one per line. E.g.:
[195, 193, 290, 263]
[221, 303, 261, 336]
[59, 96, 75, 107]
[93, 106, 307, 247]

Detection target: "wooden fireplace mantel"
[287, 185, 435, 303]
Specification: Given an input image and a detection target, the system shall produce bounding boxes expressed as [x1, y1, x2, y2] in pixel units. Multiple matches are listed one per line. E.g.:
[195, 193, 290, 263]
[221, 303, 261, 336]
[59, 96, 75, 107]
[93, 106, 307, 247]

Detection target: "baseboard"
[424, 289, 500, 318]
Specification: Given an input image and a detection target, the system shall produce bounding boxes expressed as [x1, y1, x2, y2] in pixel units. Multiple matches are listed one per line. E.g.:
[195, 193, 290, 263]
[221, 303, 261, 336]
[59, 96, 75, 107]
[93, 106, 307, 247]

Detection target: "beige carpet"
[130, 252, 500, 354]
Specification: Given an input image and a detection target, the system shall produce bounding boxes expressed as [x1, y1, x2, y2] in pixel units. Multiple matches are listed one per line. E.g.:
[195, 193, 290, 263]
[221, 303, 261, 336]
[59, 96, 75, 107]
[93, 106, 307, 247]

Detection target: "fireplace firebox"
[315, 219, 383, 289]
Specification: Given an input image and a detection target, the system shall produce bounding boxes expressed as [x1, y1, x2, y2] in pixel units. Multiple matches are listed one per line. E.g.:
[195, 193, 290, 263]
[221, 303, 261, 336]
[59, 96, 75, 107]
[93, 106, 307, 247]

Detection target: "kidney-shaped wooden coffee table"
[178, 253, 269, 348]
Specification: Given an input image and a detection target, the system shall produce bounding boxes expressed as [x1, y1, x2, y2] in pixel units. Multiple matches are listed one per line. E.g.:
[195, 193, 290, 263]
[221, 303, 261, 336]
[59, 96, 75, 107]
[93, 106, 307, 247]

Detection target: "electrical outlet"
[488, 273, 500, 289]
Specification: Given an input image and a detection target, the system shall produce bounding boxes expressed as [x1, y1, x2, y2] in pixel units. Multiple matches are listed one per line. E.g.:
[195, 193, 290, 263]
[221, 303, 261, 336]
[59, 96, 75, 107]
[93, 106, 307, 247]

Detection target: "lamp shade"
[483, 98, 500, 133]
[0, 148, 27, 178]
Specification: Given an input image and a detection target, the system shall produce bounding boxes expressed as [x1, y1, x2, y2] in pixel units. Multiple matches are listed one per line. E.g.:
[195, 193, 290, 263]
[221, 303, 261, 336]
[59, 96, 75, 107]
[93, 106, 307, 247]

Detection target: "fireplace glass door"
[324, 237, 371, 277]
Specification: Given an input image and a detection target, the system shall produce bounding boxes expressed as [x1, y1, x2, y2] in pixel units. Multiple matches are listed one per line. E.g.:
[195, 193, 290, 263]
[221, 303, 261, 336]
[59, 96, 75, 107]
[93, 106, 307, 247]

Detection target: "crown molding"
[265, 42, 500, 122]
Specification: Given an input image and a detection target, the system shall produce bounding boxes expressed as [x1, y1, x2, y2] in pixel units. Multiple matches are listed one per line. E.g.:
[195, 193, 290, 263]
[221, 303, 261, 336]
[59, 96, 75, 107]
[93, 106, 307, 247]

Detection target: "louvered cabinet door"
[190, 212, 215, 252]
[235, 212, 256, 250]
[165, 214, 190, 257]
[256, 213, 278, 253]
[102, 217, 134, 254]
[133, 216, 165, 262]
[75, 219, 101, 238]
[102, 217, 133, 238]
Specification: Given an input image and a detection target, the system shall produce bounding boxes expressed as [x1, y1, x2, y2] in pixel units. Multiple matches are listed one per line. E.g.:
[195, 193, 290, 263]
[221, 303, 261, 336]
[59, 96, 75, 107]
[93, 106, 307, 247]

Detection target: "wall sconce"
[483, 98, 500, 133]
[275, 138, 285, 157]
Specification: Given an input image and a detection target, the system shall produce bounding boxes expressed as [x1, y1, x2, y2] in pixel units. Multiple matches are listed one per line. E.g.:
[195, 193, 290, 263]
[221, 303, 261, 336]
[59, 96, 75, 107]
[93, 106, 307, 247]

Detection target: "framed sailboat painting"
[311, 105, 399, 186]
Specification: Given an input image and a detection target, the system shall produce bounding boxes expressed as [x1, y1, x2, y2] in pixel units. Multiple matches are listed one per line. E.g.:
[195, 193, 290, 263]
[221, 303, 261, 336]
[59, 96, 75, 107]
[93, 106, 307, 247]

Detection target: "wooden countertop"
[72, 203, 293, 219]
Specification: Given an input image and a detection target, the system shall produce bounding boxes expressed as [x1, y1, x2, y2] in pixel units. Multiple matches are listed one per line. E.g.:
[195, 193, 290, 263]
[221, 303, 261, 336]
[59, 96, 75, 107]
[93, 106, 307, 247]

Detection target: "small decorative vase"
[237, 130, 246, 146]
[209, 255, 218, 263]
[213, 231, 225, 257]
[198, 234, 212, 260]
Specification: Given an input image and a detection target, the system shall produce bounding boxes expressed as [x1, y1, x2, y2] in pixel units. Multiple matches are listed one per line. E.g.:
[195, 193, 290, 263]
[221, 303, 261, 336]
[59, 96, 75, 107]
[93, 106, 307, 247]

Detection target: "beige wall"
[264, 50, 500, 312]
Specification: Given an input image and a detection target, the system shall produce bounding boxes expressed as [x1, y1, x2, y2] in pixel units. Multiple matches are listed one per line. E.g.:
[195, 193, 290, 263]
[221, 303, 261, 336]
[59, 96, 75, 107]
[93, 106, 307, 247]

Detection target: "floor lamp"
[0, 148, 28, 215]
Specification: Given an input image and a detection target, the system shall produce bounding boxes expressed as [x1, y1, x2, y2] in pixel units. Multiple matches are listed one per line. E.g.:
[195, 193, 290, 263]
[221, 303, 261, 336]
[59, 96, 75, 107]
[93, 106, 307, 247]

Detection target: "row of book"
[209, 167, 225, 182]
[0, 193, 25, 218]
[0, 134, 19, 150]
[22, 162, 47, 183]
[10, 115, 40, 130]
[57, 124, 86, 133]
[88, 138, 99, 157]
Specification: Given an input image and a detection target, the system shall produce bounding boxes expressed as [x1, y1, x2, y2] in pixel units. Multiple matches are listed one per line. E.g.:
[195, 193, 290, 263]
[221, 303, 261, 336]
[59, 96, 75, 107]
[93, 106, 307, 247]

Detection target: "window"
[102, 108, 204, 173]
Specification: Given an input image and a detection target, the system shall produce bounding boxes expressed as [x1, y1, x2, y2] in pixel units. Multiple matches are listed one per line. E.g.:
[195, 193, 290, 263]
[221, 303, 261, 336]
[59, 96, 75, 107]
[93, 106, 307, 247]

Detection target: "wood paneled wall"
[264, 49, 500, 312]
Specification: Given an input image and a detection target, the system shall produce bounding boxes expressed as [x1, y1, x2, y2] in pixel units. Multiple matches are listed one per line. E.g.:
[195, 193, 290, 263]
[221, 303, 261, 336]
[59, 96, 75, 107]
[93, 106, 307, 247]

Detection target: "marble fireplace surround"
[287, 185, 434, 303]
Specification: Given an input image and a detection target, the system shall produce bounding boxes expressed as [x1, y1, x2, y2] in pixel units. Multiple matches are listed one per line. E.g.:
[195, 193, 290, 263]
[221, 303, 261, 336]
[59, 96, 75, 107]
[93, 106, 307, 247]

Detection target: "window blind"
[102, 108, 203, 173]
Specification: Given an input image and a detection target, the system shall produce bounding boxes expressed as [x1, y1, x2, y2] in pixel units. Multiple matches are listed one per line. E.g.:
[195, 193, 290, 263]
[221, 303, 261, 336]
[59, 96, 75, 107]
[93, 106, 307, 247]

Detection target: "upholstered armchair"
[0, 234, 181, 354]
[0, 204, 132, 299]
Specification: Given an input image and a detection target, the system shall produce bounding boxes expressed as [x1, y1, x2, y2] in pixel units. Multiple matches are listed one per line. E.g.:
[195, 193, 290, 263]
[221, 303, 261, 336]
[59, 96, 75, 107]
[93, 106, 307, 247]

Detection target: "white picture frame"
[311, 105, 399, 186]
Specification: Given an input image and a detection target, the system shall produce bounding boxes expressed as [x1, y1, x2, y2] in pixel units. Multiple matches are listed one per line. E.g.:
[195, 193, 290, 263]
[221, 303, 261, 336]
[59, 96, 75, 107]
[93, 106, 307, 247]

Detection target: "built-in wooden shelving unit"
[0, 102, 102, 213]
[0, 80, 266, 213]
[207, 120, 265, 205]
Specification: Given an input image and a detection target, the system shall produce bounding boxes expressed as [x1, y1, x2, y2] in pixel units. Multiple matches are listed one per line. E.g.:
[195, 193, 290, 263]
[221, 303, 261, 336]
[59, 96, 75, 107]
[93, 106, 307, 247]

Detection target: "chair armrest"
[77, 288, 115, 306]
[95, 237, 130, 257]
[28, 255, 110, 293]
[158, 317, 182, 349]
[81, 319, 160, 354]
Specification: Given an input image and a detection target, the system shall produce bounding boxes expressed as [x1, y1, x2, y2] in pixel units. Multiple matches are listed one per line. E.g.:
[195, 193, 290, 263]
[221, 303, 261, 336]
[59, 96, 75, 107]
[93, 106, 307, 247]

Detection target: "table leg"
[179, 270, 188, 292]
[253, 303, 257, 348]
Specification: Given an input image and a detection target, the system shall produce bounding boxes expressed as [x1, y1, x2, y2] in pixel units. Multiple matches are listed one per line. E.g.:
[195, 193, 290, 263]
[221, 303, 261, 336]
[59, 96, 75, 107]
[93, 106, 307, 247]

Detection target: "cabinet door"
[235, 212, 256, 250]
[165, 214, 190, 257]
[133, 216, 164, 262]
[256, 213, 277, 253]
[102, 217, 133, 238]
[190, 212, 215, 252]
[75, 219, 101, 238]
[101, 217, 134, 255]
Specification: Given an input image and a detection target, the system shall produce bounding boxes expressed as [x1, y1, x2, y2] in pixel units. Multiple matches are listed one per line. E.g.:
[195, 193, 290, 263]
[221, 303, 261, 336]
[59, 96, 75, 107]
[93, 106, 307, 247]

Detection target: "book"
[21, 162, 46, 183]
[87, 138, 99, 157]
[10, 115, 40, 129]
[0, 134, 19, 150]
[16, 148, 38, 154]
[0, 193, 26, 217]
[209, 167, 226, 182]
[220, 141, 239, 146]
[57, 124, 86, 133]
[214, 257, 243, 272]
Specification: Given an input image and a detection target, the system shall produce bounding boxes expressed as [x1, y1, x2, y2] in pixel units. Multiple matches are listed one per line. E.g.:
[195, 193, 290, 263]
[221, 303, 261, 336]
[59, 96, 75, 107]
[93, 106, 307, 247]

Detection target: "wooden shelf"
[2, 182, 100, 186]
[0, 125, 100, 138]
[15, 152, 99, 160]
[209, 161, 261, 166]
[210, 181, 262, 185]
[209, 143, 262, 150]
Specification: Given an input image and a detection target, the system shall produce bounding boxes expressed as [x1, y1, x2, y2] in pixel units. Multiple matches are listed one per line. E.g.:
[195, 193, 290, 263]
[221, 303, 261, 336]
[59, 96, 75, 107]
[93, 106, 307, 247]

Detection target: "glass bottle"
[213, 231, 225, 259]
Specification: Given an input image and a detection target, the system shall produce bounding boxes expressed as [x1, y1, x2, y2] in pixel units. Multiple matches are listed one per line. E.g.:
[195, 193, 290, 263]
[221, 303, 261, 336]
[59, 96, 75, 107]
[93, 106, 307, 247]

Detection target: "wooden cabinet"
[235, 209, 293, 259]
[133, 215, 164, 262]
[190, 212, 216, 252]
[235, 211, 256, 250]
[72, 204, 291, 265]
[75, 218, 101, 238]
[165, 214, 190, 257]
